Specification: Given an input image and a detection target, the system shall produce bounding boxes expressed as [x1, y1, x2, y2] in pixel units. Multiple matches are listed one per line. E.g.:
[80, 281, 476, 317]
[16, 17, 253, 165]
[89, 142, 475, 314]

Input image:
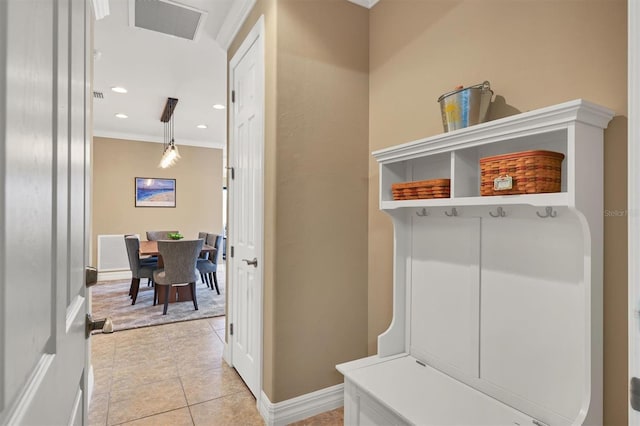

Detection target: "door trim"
[629, 0, 639, 423]
[227, 14, 265, 403]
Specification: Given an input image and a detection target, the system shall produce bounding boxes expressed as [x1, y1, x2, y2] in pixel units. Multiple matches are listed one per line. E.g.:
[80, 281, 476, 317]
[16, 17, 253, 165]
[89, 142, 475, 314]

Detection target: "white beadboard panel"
[97, 234, 129, 271]
[480, 214, 585, 421]
[410, 217, 481, 379]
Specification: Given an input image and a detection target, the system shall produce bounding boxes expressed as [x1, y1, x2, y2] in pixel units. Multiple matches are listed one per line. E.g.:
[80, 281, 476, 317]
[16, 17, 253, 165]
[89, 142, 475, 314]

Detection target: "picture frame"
[135, 177, 176, 208]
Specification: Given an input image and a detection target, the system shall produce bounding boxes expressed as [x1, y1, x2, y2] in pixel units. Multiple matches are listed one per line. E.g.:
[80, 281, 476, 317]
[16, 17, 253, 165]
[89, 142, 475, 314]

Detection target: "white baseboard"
[97, 270, 131, 282]
[259, 384, 344, 426]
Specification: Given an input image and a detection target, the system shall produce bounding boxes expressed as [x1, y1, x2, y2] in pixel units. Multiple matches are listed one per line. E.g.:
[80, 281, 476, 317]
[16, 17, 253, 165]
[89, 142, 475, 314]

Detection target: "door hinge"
[230, 246, 234, 258]
[631, 377, 640, 411]
[230, 323, 234, 335]
[232, 90, 235, 103]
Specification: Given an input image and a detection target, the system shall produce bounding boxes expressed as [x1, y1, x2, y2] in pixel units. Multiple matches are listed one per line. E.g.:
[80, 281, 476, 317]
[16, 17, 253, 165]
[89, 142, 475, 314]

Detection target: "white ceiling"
[92, 0, 376, 151]
[92, 0, 234, 150]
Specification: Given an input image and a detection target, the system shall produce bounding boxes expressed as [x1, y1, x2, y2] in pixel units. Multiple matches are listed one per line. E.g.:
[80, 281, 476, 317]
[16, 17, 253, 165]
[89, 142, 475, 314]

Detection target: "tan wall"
[368, 1, 627, 424]
[273, 0, 369, 402]
[228, 0, 369, 403]
[92, 137, 223, 267]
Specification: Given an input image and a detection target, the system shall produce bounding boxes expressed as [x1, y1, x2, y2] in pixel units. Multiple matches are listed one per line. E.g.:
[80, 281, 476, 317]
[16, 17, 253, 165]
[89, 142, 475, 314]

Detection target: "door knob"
[242, 258, 258, 267]
[85, 266, 98, 288]
[86, 314, 113, 338]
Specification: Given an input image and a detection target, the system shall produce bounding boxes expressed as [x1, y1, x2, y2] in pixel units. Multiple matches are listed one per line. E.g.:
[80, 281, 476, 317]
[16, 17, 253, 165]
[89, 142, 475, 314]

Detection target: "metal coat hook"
[416, 208, 429, 217]
[489, 206, 506, 218]
[444, 207, 458, 217]
[536, 206, 557, 218]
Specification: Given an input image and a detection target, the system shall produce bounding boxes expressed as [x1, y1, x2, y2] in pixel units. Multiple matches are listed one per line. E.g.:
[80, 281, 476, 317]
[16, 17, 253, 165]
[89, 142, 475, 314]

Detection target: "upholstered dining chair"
[146, 230, 179, 241]
[153, 239, 203, 315]
[124, 234, 157, 286]
[197, 231, 208, 259]
[196, 233, 222, 294]
[124, 236, 158, 305]
[125, 234, 157, 263]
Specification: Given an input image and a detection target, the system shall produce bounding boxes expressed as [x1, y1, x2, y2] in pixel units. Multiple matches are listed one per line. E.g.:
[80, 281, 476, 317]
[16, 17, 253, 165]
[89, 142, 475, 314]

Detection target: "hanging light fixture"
[159, 97, 180, 168]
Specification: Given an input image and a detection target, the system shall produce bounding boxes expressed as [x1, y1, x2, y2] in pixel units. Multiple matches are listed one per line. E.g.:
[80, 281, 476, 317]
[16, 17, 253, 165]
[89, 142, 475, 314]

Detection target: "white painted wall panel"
[410, 217, 481, 378]
[97, 234, 129, 271]
[480, 214, 585, 420]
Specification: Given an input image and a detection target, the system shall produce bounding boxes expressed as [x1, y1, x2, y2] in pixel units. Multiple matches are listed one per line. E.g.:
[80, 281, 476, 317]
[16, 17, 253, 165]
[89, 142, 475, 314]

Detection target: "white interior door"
[228, 16, 265, 399]
[0, 0, 91, 424]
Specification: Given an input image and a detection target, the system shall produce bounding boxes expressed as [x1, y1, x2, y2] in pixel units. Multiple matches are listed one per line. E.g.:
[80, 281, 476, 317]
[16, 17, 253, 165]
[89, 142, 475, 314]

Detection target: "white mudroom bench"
[338, 100, 615, 426]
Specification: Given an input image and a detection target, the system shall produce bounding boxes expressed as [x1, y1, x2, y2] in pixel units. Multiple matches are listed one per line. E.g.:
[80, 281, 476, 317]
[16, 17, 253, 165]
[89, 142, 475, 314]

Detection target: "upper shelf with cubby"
[374, 99, 615, 210]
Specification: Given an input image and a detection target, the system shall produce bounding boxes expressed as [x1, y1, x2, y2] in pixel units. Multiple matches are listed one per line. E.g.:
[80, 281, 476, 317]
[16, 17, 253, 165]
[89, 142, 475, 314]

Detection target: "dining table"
[139, 240, 217, 304]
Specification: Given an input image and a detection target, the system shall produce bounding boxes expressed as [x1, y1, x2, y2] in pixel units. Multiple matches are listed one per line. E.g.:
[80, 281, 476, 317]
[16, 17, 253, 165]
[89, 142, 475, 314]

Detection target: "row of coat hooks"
[415, 206, 558, 218]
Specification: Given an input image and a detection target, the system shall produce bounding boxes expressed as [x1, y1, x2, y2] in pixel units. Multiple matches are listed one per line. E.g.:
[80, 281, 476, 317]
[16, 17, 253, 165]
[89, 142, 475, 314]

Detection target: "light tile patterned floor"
[89, 317, 343, 425]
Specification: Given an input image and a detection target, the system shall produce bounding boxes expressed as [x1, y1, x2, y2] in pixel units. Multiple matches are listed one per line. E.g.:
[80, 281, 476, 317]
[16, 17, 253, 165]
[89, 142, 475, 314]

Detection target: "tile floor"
[89, 317, 343, 425]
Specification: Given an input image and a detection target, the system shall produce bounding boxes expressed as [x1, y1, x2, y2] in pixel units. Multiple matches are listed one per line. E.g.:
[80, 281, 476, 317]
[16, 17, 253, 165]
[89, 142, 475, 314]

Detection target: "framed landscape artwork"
[135, 177, 176, 207]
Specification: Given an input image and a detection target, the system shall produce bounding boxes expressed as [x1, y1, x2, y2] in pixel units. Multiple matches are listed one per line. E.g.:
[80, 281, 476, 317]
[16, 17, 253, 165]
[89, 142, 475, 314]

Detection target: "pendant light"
[159, 97, 180, 168]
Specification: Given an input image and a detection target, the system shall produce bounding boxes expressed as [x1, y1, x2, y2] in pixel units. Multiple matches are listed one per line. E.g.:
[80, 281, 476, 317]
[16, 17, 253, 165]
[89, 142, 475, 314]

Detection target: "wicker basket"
[392, 178, 450, 200]
[480, 150, 564, 196]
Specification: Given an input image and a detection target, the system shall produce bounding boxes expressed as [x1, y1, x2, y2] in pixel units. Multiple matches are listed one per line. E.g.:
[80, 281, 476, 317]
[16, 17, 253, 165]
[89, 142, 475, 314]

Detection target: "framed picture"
[135, 177, 176, 207]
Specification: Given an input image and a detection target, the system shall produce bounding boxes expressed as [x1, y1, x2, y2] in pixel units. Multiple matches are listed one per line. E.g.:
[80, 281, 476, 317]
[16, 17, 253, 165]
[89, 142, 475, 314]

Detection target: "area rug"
[91, 269, 225, 332]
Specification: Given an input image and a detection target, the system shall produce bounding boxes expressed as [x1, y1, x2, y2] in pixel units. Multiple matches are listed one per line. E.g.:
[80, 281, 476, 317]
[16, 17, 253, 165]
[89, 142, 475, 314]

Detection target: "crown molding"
[91, 0, 110, 20]
[346, 0, 380, 9]
[216, 0, 257, 51]
[92, 130, 225, 150]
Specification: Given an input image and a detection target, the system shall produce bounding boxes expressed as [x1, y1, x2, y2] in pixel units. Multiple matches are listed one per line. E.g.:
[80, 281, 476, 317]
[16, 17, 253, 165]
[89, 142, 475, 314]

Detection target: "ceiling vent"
[129, 0, 207, 42]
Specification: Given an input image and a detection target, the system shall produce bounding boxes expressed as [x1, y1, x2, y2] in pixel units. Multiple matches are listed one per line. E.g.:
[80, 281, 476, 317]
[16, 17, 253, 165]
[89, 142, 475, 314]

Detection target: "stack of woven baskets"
[391, 178, 450, 200]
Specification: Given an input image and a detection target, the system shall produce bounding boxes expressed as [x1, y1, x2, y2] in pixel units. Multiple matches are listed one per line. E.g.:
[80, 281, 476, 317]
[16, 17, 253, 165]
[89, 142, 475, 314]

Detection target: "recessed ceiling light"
[196, 124, 208, 129]
[115, 113, 128, 119]
[212, 104, 225, 110]
[111, 86, 128, 94]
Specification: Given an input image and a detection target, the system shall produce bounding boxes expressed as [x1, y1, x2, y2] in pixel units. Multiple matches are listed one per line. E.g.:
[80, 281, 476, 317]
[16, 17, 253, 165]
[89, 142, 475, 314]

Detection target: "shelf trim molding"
[373, 99, 614, 164]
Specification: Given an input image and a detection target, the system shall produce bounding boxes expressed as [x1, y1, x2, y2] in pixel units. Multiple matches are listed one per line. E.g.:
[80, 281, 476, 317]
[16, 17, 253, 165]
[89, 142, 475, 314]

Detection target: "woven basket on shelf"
[480, 150, 564, 196]
[391, 178, 450, 200]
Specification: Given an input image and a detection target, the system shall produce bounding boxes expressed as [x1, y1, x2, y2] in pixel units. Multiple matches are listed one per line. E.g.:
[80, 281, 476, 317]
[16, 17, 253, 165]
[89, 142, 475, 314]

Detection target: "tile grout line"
[187, 389, 248, 409]
[177, 374, 196, 425]
[110, 407, 191, 426]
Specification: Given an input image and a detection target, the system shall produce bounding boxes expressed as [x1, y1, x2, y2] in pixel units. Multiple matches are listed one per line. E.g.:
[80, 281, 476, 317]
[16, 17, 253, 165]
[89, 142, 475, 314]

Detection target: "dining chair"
[146, 230, 179, 241]
[124, 234, 157, 286]
[197, 232, 208, 257]
[124, 236, 158, 305]
[196, 233, 222, 294]
[196, 231, 210, 284]
[153, 239, 203, 315]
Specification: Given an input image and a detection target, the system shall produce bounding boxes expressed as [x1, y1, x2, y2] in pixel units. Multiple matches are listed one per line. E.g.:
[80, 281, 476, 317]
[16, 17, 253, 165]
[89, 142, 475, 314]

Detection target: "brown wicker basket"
[480, 150, 564, 196]
[392, 178, 450, 200]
